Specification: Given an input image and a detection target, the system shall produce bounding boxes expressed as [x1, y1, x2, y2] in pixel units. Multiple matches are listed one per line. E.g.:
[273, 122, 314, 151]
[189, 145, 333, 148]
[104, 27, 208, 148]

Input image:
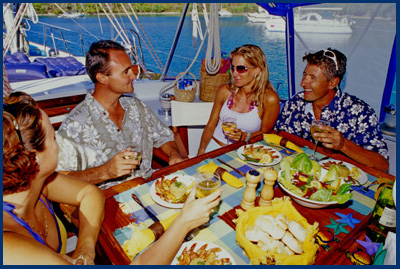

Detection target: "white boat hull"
[265, 12, 352, 34]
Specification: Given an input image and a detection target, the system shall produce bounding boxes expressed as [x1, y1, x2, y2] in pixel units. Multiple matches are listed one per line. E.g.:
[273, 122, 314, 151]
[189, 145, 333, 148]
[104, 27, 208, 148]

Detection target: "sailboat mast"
[160, 3, 189, 80]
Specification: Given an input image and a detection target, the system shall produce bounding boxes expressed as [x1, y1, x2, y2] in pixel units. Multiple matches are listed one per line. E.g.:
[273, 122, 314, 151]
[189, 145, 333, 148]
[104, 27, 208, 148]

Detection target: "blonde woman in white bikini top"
[198, 44, 280, 155]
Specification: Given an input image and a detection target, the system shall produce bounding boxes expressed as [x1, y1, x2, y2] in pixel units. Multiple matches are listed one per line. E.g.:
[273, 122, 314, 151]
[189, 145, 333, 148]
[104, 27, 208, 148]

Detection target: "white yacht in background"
[219, 9, 232, 17]
[58, 12, 85, 18]
[265, 11, 353, 34]
[246, 6, 283, 23]
[295, 12, 353, 34]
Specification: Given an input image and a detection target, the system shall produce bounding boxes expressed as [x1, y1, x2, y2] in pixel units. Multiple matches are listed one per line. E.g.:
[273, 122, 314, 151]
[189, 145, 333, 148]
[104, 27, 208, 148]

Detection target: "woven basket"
[174, 72, 197, 102]
[199, 69, 230, 102]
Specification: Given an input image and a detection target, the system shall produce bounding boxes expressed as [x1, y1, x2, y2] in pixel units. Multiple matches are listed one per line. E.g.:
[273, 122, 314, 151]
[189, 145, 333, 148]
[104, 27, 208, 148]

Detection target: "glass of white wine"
[222, 114, 237, 145]
[310, 119, 330, 161]
[195, 172, 221, 219]
[124, 144, 142, 172]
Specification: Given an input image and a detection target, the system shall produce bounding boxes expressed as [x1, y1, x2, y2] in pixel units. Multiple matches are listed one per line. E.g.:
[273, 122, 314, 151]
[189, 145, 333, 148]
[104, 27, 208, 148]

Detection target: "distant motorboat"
[265, 12, 353, 34]
[58, 12, 85, 18]
[219, 9, 232, 17]
[246, 9, 283, 24]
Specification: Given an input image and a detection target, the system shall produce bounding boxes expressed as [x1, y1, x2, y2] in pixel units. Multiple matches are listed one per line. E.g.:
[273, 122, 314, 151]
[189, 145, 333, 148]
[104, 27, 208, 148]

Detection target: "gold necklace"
[20, 201, 48, 238]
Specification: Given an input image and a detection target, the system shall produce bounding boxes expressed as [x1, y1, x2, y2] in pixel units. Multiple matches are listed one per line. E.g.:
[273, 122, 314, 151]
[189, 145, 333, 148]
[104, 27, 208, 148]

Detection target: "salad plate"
[237, 143, 282, 166]
[278, 183, 338, 209]
[277, 174, 339, 209]
[171, 241, 235, 265]
[319, 159, 368, 186]
[150, 174, 194, 209]
[277, 153, 353, 209]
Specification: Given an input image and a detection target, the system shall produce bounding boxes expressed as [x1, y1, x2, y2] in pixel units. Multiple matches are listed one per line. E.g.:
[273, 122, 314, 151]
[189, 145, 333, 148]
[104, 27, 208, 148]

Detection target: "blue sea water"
[26, 15, 290, 99]
[26, 14, 396, 104]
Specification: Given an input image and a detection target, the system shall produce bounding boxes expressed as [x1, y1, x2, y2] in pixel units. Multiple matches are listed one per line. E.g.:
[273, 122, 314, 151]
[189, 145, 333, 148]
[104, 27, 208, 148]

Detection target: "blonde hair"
[229, 44, 274, 112]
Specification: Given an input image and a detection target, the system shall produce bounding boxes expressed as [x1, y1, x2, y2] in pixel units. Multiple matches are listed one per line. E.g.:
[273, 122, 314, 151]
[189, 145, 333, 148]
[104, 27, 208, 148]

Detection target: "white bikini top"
[213, 92, 262, 143]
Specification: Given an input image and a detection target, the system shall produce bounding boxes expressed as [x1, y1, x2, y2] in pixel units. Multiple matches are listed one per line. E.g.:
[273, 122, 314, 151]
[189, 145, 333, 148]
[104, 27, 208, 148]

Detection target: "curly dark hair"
[85, 40, 126, 83]
[3, 92, 46, 195]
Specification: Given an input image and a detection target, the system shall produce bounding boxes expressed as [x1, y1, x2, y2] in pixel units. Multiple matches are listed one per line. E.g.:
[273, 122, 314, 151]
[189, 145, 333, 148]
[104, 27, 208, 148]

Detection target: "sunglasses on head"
[323, 49, 339, 71]
[3, 103, 24, 145]
[230, 64, 255, 74]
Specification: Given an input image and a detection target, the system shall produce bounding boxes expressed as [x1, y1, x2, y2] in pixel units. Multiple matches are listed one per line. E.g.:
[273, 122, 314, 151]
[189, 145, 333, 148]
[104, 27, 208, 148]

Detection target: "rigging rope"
[204, 3, 221, 75]
[159, 5, 212, 100]
[191, 3, 204, 47]
[95, 4, 104, 34]
[127, 3, 165, 72]
[121, 3, 164, 73]
[53, 3, 66, 14]
[26, 3, 38, 23]
[202, 4, 209, 26]
[99, 3, 152, 79]
[3, 3, 31, 59]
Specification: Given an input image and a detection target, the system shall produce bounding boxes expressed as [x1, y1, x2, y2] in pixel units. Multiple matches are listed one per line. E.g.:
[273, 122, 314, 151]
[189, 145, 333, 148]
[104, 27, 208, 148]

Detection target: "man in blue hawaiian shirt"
[275, 48, 389, 172]
[56, 40, 184, 189]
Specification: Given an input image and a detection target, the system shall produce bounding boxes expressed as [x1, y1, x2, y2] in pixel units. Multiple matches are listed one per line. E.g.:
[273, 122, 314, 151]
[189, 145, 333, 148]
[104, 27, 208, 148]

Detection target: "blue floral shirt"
[56, 93, 174, 189]
[275, 90, 389, 159]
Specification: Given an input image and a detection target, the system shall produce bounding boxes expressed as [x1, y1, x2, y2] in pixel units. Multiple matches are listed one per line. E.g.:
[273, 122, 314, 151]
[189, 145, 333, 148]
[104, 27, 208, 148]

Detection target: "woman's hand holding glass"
[178, 183, 222, 232]
[222, 114, 237, 145]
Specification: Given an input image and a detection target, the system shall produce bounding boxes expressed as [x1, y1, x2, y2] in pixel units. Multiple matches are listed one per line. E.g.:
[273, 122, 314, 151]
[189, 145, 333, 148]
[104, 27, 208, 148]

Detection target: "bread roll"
[275, 213, 288, 224]
[288, 220, 307, 243]
[259, 218, 286, 240]
[283, 246, 295, 255]
[257, 233, 275, 252]
[275, 218, 288, 231]
[282, 232, 303, 254]
[245, 226, 266, 242]
[270, 239, 285, 254]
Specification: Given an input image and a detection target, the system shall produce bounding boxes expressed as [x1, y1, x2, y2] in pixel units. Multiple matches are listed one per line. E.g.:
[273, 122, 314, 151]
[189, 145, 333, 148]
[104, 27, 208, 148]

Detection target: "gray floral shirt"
[56, 93, 174, 189]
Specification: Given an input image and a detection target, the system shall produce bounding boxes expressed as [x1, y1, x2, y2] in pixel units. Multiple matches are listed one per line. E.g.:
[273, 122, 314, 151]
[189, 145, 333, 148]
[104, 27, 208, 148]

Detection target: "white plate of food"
[319, 159, 368, 186]
[237, 143, 282, 166]
[150, 174, 195, 209]
[171, 241, 235, 265]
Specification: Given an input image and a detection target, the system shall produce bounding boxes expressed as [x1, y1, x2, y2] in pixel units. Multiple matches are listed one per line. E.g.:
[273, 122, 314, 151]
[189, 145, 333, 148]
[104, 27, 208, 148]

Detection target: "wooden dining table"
[61, 131, 395, 265]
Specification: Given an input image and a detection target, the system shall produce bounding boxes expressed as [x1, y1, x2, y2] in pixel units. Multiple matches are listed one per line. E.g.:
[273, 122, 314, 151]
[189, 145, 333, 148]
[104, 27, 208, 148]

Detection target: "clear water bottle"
[366, 183, 396, 243]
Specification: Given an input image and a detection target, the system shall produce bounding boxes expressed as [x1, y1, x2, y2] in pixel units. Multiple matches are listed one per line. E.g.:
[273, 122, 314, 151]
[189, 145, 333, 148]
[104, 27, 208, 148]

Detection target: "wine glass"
[195, 172, 221, 221]
[222, 114, 237, 145]
[124, 144, 142, 173]
[310, 119, 329, 161]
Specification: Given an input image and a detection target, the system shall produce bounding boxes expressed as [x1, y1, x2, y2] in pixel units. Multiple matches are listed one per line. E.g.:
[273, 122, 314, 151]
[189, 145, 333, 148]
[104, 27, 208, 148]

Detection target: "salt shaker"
[259, 168, 278, 206]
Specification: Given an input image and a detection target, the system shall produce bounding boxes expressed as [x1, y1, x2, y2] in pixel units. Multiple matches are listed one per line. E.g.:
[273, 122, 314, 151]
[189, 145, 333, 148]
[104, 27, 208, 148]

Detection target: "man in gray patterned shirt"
[56, 40, 184, 189]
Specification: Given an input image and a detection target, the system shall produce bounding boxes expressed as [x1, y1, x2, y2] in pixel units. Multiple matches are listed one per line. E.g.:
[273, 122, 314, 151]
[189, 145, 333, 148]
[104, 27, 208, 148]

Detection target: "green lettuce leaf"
[309, 188, 332, 202]
[322, 164, 339, 182]
[280, 159, 292, 180]
[336, 183, 352, 195]
[330, 193, 353, 204]
[291, 153, 313, 175]
[278, 176, 304, 197]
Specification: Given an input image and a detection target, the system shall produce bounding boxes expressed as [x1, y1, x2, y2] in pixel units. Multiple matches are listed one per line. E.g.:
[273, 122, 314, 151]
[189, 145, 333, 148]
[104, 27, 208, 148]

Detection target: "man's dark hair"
[303, 48, 347, 83]
[86, 40, 126, 83]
